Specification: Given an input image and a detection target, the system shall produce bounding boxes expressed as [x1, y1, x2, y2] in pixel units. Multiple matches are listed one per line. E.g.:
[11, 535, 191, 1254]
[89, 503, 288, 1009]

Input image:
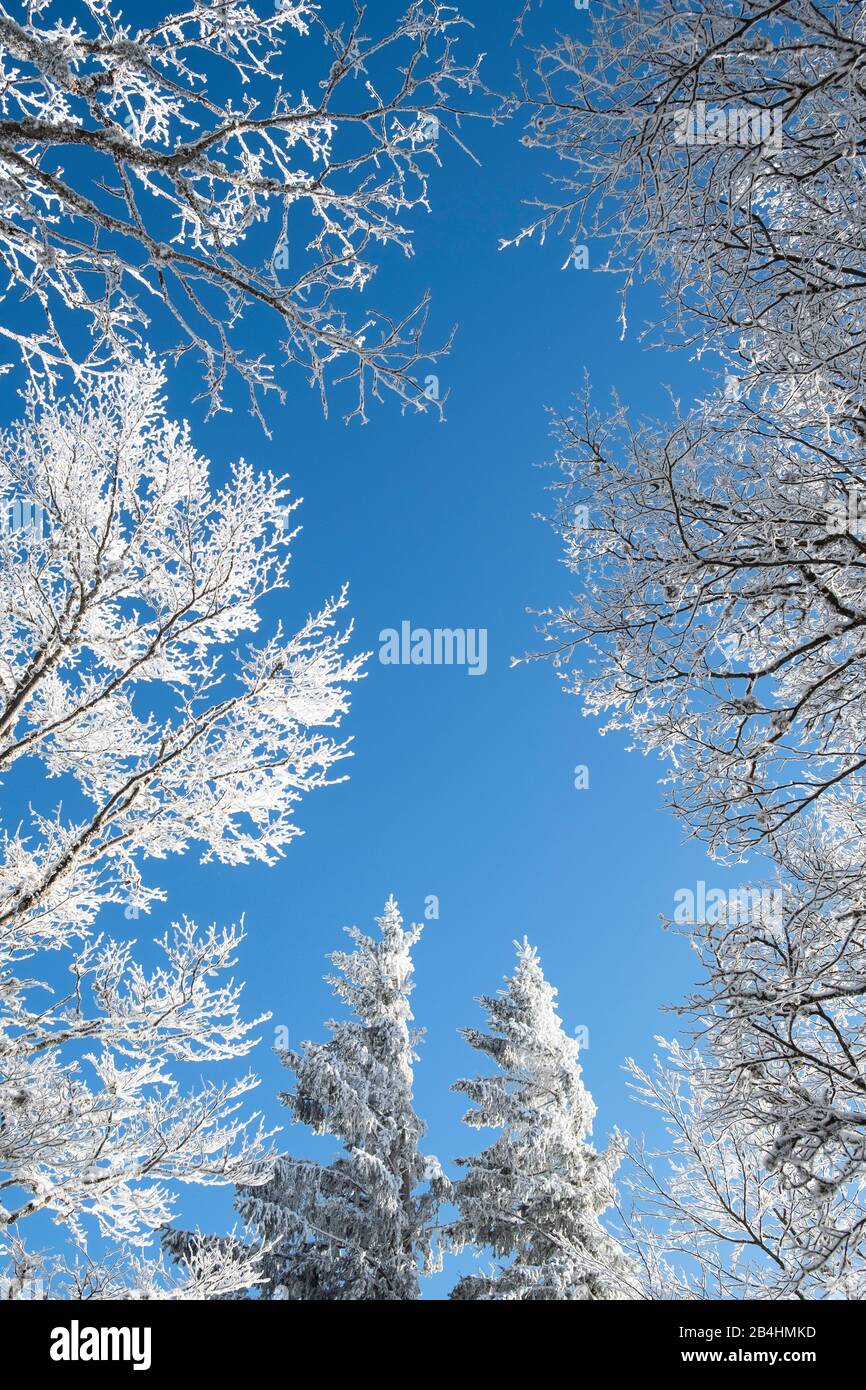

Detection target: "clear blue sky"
[3, 0, 765, 1294]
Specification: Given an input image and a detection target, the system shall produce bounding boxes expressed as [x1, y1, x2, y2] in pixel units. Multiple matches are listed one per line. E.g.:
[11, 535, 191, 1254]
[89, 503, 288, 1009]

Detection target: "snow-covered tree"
[0, 358, 363, 1295]
[530, 384, 866, 863]
[511, 0, 866, 423]
[621, 822, 865, 1298]
[0, 913, 277, 1299]
[511, 5, 866, 862]
[528, 350, 866, 1302]
[679, 843, 866, 1203]
[0, 0, 489, 422]
[625, 1032, 866, 1300]
[448, 940, 632, 1300]
[231, 897, 447, 1300]
[508, 2, 866, 1297]
[514, 7, 866, 854]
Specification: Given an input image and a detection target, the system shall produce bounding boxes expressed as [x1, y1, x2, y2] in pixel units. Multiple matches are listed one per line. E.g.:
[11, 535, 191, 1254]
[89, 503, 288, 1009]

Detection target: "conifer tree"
[235, 898, 447, 1300]
[448, 941, 631, 1300]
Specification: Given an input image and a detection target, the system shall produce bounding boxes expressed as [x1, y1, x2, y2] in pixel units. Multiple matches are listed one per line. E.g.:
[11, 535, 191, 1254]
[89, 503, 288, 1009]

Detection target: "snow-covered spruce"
[0, 361, 362, 1297]
[448, 940, 631, 1300]
[232, 898, 448, 1300]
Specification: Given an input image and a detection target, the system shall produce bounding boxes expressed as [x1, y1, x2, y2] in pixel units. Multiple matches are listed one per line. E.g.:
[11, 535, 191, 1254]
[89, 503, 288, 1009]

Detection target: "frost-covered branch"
[512, 0, 866, 419]
[0, 0, 492, 422]
[531, 385, 866, 859]
[625, 1036, 866, 1299]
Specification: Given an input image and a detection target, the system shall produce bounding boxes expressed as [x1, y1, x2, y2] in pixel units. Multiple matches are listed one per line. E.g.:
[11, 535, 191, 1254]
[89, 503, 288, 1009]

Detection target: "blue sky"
[2, 0, 766, 1294]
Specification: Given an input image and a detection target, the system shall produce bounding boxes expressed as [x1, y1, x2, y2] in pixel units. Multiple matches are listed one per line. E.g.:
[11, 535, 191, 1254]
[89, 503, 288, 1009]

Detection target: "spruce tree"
[236, 898, 447, 1300]
[448, 940, 631, 1300]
